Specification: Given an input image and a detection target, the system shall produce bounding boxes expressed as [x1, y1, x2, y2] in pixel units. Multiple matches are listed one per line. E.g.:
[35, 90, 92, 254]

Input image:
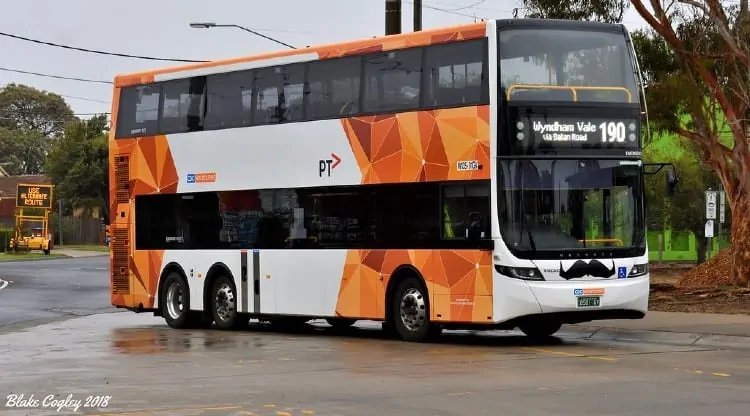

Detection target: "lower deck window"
[134, 181, 490, 250]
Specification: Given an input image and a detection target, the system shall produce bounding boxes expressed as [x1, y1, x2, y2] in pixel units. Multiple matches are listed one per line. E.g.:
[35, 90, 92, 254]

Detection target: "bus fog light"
[495, 265, 545, 281]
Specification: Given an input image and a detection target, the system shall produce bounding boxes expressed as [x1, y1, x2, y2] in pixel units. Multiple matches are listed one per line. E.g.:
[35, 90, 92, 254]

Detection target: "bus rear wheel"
[518, 320, 563, 339]
[210, 274, 247, 330]
[162, 272, 191, 329]
[391, 277, 439, 342]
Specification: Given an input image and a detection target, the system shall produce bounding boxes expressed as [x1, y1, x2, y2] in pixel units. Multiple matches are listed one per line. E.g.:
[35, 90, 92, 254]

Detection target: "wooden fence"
[0, 215, 104, 245]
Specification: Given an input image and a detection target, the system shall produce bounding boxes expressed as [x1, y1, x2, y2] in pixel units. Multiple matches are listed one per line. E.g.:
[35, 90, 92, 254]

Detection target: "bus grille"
[111, 228, 130, 294]
[115, 155, 130, 203]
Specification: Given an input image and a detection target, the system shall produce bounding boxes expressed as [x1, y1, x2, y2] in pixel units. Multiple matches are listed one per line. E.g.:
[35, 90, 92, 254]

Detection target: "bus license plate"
[577, 296, 600, 307]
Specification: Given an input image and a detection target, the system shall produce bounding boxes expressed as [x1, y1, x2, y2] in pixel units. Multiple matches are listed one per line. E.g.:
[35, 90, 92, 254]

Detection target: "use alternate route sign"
[16, 184, 53, 209]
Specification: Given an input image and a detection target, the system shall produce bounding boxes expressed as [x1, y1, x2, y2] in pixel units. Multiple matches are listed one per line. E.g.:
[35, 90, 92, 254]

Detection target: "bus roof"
[113, 21, 488, 88]
[496, 18, 626, 33]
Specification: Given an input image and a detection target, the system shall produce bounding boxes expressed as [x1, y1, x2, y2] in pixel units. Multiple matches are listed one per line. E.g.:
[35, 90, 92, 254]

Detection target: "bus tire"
[518, 320, 563, 338]
[161, 272, 191, 329]
[210, 274, 245, 330]
[326, 317, 356, 329]
[392, 276, 438, 342]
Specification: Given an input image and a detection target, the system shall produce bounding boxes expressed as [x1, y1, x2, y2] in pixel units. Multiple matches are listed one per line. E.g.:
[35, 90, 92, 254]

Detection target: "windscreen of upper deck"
[498, 25, 639, 105]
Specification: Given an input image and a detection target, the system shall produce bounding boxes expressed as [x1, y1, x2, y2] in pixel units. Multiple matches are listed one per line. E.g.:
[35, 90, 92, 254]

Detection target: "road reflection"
[110, 320, 569, 358]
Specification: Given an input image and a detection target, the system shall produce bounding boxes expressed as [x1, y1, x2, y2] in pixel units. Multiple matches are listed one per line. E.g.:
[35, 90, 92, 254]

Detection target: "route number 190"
[599, 121, 626, 143]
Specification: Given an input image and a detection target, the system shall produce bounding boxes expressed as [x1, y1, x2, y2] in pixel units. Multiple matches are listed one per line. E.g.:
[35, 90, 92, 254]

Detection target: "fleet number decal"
[456, 160, 480, 171]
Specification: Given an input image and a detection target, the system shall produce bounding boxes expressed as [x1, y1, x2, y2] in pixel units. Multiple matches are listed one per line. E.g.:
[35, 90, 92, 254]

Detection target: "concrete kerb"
[562, 326, 750, 350]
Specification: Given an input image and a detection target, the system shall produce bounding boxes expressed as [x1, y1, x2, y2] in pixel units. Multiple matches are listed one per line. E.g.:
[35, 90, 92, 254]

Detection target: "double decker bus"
[109, 18, 677, 342]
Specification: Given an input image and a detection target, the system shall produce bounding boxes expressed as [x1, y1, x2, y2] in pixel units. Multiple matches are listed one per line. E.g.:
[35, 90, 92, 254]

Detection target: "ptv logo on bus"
[319, 153, 342, 177]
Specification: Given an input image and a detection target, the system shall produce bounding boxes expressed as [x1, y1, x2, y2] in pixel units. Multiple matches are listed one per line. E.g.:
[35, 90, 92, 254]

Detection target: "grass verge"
[58, 244, 110, 252]
[0, 252, 67, 262]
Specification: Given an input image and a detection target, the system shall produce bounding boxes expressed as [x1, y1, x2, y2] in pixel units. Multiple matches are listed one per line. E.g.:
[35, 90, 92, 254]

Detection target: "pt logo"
[319, 153, 341, 177]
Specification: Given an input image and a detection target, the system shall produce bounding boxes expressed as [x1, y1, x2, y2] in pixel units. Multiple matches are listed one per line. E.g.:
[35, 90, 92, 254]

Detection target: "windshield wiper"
[527, 231, 537, 254]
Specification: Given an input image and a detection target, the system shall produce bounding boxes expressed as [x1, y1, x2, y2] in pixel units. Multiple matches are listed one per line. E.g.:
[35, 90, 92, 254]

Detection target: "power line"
[404, 0, 489, 19]
[0, 83, 111, 105]
[435, 0, 488, 11]
[0, 66, 112, 84]
[0, 109, 110, 116]
[0, 116, 110, 125]
[425, 0, 514, 13]
[0, 31, 208, 63]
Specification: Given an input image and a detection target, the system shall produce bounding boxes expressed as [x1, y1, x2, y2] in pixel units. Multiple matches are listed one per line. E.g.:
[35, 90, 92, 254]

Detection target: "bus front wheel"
[391, 277, 440, 342]
[518, 320, 563, 338]
[326, 318, 356, 329]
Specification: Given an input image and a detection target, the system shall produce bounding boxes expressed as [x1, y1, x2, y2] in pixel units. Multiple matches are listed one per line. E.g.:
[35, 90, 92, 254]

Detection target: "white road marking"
[0, 279, 8, 290]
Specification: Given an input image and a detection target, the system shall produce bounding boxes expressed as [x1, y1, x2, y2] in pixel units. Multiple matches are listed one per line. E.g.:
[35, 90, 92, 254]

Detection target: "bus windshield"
[497, 159, 645, 256]
[499, 27, 639, 104]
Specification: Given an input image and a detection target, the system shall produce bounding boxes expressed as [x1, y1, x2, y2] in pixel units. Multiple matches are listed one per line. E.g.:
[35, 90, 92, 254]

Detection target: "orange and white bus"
[109, 18, 677, 342]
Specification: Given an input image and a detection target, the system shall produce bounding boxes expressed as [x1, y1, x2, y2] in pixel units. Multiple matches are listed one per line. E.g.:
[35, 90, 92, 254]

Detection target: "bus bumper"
[495, 275, 649, 322]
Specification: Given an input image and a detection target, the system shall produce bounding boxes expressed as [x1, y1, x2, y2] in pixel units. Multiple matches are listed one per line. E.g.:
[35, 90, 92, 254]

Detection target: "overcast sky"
[0, 0, 649, 119]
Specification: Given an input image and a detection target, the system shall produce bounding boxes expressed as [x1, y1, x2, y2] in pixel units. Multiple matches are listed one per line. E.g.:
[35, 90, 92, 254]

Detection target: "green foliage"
[0, 127, 49, 175]
[521, 0, 628, 23]
[0, 229, 10, 252]
[0, 83, 74, 137]
[644, 134, 721, 240]
[45, 114, 109, 220]
[0, 84, 78, 175]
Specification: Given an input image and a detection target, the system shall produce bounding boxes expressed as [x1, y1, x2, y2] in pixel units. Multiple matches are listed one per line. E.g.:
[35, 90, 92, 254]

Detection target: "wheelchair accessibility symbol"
[617, 266, 627, 279]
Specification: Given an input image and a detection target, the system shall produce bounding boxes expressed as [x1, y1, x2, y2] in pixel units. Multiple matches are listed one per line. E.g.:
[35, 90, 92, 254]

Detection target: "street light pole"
[189, 22, 296, 49]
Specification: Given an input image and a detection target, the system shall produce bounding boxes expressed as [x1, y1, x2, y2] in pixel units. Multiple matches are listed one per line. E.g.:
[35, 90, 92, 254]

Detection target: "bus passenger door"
[239, 249, 266, 315]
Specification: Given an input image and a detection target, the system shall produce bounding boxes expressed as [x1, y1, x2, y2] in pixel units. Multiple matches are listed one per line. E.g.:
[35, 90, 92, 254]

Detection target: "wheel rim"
[399, 287, 426, 332]
[165, 282, 184, 320]
[215, 282, 236, 322]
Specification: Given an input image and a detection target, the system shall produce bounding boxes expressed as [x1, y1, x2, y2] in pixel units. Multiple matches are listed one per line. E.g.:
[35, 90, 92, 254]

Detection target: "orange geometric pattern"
[108, 132, 178, 308]
[335, 249, 493, 323]
[342, 106, 490, 184]
[110, 23, 491, 310]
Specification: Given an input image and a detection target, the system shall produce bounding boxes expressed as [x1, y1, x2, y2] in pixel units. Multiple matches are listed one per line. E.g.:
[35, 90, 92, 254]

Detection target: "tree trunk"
[730, 191, 750, 286]
[696, 235, 708, 265]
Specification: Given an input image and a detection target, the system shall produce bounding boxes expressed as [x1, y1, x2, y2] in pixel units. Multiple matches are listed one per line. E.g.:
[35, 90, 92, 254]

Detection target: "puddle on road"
[0, 311, 598, 376]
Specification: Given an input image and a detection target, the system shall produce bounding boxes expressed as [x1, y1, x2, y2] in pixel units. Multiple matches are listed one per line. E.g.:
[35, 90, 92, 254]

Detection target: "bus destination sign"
[16, 184, 53, 209]
[514, 116, 641, 153]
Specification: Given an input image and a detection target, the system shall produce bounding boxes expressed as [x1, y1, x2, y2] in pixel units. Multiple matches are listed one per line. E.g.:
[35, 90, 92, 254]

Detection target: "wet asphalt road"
[0, 257, 749, 415]
[0, 256, 114, 330]
[0, 312, 749, 416]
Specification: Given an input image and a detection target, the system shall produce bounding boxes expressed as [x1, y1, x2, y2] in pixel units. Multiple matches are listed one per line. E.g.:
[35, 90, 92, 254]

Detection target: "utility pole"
[414, 0, 422, 31]
[386, 0, 402, 35]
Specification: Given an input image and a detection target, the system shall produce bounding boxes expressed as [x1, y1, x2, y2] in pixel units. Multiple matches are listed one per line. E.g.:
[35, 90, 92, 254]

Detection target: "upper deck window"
[115, 84, 160, 138]
[499, 28, 639, 104]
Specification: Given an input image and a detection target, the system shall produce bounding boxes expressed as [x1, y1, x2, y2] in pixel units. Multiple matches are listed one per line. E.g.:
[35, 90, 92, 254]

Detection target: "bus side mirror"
[666, 170, 679, 196]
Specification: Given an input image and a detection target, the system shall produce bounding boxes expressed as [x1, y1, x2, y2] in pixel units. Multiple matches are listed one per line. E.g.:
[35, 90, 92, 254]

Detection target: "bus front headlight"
[494, 265, 545, 281]
[628, 263, 649, 278]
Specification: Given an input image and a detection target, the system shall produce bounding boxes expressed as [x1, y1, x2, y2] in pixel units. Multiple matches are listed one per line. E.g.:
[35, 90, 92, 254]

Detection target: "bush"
[0, 228, 11, 253]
